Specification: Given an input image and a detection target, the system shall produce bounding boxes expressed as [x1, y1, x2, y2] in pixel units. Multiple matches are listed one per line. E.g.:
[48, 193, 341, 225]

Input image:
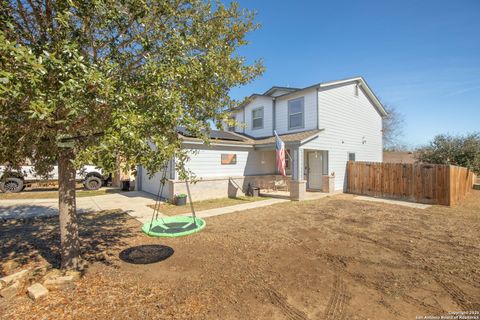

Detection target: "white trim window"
[252, 107, 264, 130]
[288, 97, 304, 130]
[228, 116, 236, 132]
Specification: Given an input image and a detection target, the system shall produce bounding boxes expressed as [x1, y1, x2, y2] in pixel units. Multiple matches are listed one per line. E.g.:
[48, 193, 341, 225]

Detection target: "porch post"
[290, 147, 306, 201]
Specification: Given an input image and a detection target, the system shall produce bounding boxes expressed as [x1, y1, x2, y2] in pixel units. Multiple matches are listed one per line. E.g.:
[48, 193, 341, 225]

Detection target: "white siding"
[139, 146, 276, 197]
[302, 83, 383, 191]
[232, 108, 244, 132]
[244, 150, 276, 175]
[275, 88, 318, 134]
[234, 96, 273, 137]
[140, 165, 171, 198]
[183, 145, 275, 178]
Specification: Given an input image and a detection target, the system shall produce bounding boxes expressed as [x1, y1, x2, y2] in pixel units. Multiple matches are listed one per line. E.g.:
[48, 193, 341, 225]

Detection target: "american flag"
[274, 131, 286, 176]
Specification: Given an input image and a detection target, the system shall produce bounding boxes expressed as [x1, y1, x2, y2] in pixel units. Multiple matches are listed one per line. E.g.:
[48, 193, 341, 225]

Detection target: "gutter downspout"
[316, 87, 320, 130]
[272, 98, 276, 135]
[242, 107, 245, 134]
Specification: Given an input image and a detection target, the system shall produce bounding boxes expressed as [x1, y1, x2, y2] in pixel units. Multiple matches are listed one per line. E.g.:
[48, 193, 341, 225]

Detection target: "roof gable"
[232, 76, 387, 117]
[274, 76, 387, 117]
[320, 77, 386, 117]
[263, 86, 300, 97]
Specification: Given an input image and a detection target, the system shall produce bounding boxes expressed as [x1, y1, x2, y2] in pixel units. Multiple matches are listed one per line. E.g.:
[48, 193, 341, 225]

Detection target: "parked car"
[0, 165, 108, 193]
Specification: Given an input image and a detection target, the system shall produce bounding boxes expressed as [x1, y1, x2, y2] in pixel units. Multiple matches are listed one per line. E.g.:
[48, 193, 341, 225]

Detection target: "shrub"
[415, 133, 480, 174]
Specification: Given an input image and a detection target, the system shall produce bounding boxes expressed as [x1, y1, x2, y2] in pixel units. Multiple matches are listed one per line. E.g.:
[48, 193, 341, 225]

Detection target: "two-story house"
[137, 76, 387, 201]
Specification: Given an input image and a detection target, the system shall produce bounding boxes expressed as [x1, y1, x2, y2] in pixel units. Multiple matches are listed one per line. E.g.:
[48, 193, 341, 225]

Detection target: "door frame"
[306, 150, 323, 190]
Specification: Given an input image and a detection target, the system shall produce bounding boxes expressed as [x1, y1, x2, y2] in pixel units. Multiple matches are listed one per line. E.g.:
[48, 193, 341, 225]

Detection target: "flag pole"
[285, 149, 293, 162]
[275, 130, 293, 162]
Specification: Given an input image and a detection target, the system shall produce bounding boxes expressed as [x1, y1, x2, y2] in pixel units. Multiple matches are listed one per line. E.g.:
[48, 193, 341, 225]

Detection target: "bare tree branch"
[383, 103, 406, 151]
[26, 0, 47, 41]
[14, 0, 37, 42]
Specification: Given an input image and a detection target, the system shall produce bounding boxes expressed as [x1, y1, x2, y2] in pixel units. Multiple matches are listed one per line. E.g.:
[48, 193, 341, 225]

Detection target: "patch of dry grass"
[148, 196, 269, 216]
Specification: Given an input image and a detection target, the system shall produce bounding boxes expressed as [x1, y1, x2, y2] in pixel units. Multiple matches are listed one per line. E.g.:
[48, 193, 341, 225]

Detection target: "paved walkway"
[354, 195, 431, 209]
[181, 198, 288, 219]
[0, 191, 290, 223]
[260, 190, 331, 201]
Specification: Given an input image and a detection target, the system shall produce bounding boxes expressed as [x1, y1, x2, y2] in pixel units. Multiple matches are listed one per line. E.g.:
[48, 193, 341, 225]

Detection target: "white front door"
[307, 151, 323, 190]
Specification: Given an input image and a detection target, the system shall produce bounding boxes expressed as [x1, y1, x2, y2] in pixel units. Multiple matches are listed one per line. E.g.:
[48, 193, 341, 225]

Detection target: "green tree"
[0, 0, 263, 269]
[415, 133, 480, 174]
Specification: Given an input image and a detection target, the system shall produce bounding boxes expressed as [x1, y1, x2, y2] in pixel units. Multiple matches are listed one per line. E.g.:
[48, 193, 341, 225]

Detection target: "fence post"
[448, 166, 453, 206]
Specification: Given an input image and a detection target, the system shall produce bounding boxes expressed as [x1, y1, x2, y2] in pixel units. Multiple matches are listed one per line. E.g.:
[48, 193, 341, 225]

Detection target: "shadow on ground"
[0, 210, 137, 275]
[119, 245, 174, 264]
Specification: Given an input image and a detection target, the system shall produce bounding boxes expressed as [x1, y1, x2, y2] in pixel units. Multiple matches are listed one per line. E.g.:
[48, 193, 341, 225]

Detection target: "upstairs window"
[228, 116, 236, 132]
[252, 107, 264, 130]
[288, 97, 304, 130]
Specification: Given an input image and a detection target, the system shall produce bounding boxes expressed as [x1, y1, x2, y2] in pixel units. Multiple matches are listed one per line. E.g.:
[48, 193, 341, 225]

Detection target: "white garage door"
[140, 167, 171, 199]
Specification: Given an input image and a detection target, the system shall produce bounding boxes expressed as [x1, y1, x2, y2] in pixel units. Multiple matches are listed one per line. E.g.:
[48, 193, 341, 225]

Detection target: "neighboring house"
[137, 76, 387, 201]
[383, 151, 416, 163]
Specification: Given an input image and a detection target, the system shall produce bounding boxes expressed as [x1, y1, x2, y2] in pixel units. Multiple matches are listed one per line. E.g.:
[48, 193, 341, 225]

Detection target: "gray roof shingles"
[179, 129, 322, 146]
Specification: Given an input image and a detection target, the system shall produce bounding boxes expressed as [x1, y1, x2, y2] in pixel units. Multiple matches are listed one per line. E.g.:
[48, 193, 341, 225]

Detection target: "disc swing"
[141, 165, 206, 237]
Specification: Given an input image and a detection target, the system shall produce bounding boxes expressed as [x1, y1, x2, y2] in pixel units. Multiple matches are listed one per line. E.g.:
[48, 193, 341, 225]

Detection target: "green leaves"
[1, 0, 263, 177]
[416, 133, 480, 175]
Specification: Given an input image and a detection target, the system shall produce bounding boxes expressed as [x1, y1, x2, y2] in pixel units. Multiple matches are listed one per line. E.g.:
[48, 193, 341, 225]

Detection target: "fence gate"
[417, 165, 434, 204]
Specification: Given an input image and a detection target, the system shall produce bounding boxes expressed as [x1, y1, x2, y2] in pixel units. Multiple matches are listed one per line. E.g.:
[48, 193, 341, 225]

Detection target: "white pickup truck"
[0, 165, 107, 193]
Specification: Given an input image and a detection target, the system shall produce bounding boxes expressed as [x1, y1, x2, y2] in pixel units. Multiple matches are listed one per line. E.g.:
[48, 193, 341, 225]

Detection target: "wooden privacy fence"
[347, 161, 476, 206]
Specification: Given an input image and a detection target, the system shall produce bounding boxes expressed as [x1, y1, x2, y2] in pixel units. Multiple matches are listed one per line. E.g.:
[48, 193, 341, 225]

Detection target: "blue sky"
[228, 0, 480, 147]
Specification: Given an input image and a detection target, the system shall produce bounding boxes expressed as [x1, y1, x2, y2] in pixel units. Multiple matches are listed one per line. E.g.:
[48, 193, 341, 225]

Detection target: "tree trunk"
[58, 148, 82, 269]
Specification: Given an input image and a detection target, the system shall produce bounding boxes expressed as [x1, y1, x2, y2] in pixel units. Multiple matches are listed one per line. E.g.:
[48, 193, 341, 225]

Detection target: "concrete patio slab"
[354, 196, 432, 209]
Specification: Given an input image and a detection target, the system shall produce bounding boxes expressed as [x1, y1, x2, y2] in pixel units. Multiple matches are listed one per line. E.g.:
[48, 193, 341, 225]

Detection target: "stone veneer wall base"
[170, 175, 291, 202]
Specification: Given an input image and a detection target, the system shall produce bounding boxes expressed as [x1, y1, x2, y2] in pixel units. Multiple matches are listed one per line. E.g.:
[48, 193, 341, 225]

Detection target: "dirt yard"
[1, 191, 479, 320]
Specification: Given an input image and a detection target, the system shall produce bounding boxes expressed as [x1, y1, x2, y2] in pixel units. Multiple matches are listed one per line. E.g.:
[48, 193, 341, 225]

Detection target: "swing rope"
[148, 164, 169, 232]
[147, 163, 199, 233]
[142, 172, 206, 237]
[185, 180, 196, 226]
